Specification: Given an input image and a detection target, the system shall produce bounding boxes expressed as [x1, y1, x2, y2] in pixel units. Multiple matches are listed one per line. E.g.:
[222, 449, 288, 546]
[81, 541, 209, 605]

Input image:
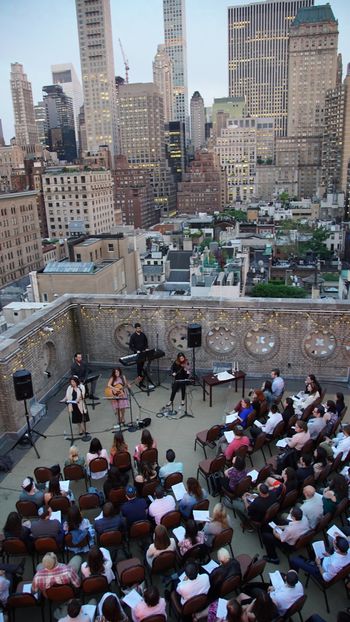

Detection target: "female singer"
[107, 367, 130, 426]
[166, 352, 190, 407]
[63, 376, 89, 436]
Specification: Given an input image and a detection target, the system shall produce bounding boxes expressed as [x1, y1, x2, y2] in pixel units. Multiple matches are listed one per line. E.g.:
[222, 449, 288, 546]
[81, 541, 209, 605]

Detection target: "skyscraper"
[10, 63, 38, 146]
[51, 63, 84, 151]
[190, 91, 205, 151]
[43, 85, 77, 161]
[153, 44, 174, 124]
[34, 101, 48, 147]
[0, 120, 5, 146]
[163, 0, 189, 136]
[228, 0, 313, 137]
[117, 82, 176, 216]
[75, 0, 118, 157]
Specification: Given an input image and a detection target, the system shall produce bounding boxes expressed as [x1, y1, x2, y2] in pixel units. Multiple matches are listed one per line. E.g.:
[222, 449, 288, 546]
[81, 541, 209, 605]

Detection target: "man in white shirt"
[176, 561, 210, 604]
[269, 570, 304, 615]
[262, 508, 309, 564]
[271, 368, 285, 400]
[158, 449, 184, 484]
[148, 485, 175, 525]
[291, 536, 350, 582]
[300, 486, 323, 529]
[332, 425, 350, 459]
[250, 404, 282, 441]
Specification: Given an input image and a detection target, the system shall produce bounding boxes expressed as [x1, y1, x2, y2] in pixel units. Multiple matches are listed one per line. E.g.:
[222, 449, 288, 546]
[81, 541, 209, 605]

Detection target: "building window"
[108, 244, 114, 251]
[76, 253, 81, 262]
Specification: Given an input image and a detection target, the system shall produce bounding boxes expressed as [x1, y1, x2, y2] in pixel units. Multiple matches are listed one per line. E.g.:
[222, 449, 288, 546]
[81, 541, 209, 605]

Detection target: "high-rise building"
[153, 44, 173, 124]
[43, 85, 77, 162]
[215, 117, 275, 203]
[0, 120, 5, 146]
[43, 167, 115, 237]
[10, 63, 39, 146]
[211, 97, 246, 141]
[78, 105, 87, 157]
[228, 0, 313, 137]
[190, 91, 205, 151]
[0, 191, 43, 287]
[163, 0, 189, 136]
[117, 82, 176, 216]
[165, 121, 186, 182]
[75, 0, 118, 157]
[287, 4, 339, 138]
[51, 63, 84, 151]
[177, 150, 224, 214]
[321, 65, 350, 197]
[34, 101, 48, 147]
[114, 156, 156, 229]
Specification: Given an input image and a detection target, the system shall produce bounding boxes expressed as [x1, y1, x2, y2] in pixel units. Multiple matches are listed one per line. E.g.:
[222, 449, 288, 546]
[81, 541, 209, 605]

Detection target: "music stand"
[177, 379, 195, 419]
[85, 374, 101, 408]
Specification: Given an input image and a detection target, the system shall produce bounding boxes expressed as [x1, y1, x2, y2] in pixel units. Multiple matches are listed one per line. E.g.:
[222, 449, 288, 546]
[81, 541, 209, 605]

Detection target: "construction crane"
[118, 38, 130, 84]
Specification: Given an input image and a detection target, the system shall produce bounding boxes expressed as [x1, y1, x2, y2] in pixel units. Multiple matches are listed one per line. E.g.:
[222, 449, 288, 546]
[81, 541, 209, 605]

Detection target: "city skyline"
[1, 0, 350, 143]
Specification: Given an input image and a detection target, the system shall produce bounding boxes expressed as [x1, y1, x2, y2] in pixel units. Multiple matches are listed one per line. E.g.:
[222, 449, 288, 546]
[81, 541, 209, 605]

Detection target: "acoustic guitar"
[104, 383, 126, 399]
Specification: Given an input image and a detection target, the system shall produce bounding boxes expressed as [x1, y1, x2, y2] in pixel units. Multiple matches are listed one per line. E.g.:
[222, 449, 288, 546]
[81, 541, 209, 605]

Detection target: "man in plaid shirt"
[32, 552, 81, 594]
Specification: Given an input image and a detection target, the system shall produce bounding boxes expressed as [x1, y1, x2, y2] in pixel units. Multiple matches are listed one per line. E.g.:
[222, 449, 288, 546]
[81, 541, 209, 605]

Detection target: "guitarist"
[106, 367, 131, 427]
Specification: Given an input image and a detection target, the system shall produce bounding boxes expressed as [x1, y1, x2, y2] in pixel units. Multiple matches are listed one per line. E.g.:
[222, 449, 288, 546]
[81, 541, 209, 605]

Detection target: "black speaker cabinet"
[187, 323, 202, 348]
[13, 369, 34, 401]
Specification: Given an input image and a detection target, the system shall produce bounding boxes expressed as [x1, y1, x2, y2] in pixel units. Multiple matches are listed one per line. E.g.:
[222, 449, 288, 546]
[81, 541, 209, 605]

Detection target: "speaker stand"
[12, 400, 46, 459]
[191, 347, 201, 386]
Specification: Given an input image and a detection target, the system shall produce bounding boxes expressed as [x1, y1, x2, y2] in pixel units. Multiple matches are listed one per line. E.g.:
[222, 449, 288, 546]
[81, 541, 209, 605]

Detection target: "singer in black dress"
[166, 353, 190, 406]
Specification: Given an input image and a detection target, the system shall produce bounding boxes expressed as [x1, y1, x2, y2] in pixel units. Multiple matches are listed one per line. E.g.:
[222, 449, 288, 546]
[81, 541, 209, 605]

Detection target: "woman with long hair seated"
[134, 461, 158, 495]
[97, 593, 128, 622]
[145, 524, 176, 567]
[63, 505, 94, 554]
[103, 465, 128, 500]
[64, 445, 85, 468]
[133, 429, 157, 464]
[86, 437, 109, 480]
[43, 475, 73, 506]
[131, 586, 166, 622]
[203, 502, 232, 546]
[178, 519, 205, 556]
[81, 545, 114, 584]
[178, 477, 208, 519]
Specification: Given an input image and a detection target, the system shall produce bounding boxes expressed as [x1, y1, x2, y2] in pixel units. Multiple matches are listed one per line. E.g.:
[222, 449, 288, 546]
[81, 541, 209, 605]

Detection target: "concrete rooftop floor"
[1, 367, 350, 621]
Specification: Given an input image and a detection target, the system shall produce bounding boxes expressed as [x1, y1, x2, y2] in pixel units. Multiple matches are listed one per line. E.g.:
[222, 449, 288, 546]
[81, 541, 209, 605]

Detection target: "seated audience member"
[19, 476, 44, 507]
[237, 398, 254, 428]
[335, 392, 346, 416]
[203, 502, 231, 546]
[271, 368, 285, 401]
[121, 485, 148, 526]
[31, 507, 64, 544]
[64, 445, 85, 468]
[295, 454, 314, 484]
[145, 524, 176, 567]
[266, 467, 297, 495]
[262, 507, 309, 564]
[313, 446, 329, 480]
[3, 511, 33, 549]
[195, 548, 242, 620]
[322, 473, 348, 515]
[58, 598, 91, 622]
[176, 561, 210, 604]
[250, 404, 282, 440]
[237, 588, 278, 622]
[178, 519, 205, 557]
[86, 438, 109, 479]
[64, 505, 94, 554]
[281, 421, 310, 465]
[134, 461, 158, 495]
[305, 374, 322, 394]
[178, 477, 208, 519]
[307, 406, 327, 440]
[131, 586, 166, 622]
[133, 429, 157, 464]
[158, 448, 184, 483]
[31, 552, 81, 593]
[94, 501, 125, 535]
[262, 380, 274, 406]
[269, 569, 304, 615]
[103, 465, 128, 499]
[331, 424, 350, 459]
[218, 425, 250, 460]
[222, 456, 249, 494]
[250, 389, 266, 417]
[109, 430, 129, 466]
[300, 485, 323, 529]
[282, 398, 295, 426]
[81, 545, 114, 584]
[293, 382, 320, 416]
[230, 483, 278, 530]
[97, 593, 128, 622]
[291, 535, 350, 581]
[44, 475, 72, 506]
[148, 485, 176, 525]
[323, 400, 339, 434]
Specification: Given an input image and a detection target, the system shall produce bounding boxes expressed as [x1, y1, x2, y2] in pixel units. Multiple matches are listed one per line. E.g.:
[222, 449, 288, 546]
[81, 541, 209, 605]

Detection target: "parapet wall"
[1, 293, 350, 433]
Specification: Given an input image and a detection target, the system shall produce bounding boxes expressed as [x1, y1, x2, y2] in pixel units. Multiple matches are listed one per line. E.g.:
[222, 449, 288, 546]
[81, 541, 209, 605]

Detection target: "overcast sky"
[1, 0, 349, 141]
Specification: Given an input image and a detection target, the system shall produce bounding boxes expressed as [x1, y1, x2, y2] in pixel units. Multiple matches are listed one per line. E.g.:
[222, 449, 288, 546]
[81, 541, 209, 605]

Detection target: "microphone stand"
[178, 379, 195, 419]
[155, 333, 167, 389]
[127, 387, 142, 433]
